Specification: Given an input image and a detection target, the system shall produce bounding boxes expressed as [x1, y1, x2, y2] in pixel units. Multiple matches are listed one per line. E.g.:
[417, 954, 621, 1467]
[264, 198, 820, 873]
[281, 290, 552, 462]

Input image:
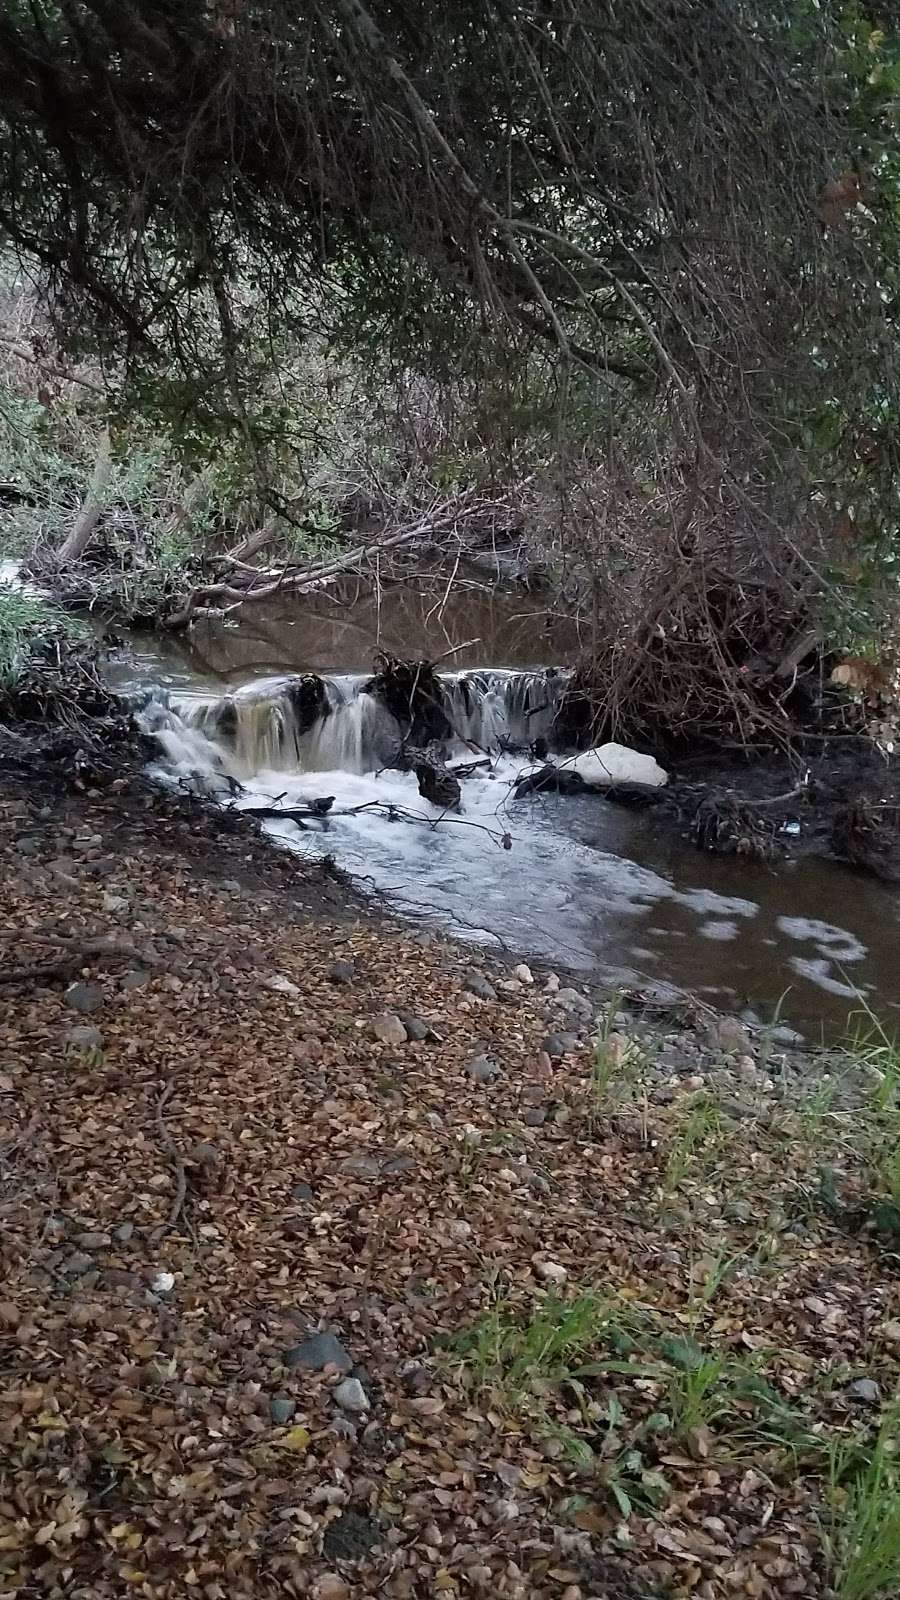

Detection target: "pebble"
[333, 1377, 370, 1413]
[523, 1108, 547, 1127]
[542, 1032, 580, 1060]
[880, 1320, 900, 1346]
[64, 982, 105, 1016]
[846, 1377, 880, 1405]
[466, 1053, 501, 1084]
[399, 1360, 433, 1396]
[286, 1330, 353, 1374]
[448, 1219, 473, 1241]
[554, 987, 593, 1022]
[120, 970, 150, 991]
[61, 1252, 93, 1276]
[266, 973, 301, 996]
[513, 963, 534, 984]
[75, 1232, 110, 1249]
[713, 1017, 752, 1055]
[313, 1577, 350, 1600]
[65, 1024, 104, 1053]
[291, 1181, 314, 1202]
[544, 972, 560, 992]
[372, 1013, 408, 1046]
[464, 972, 497, 1001]
[270, 1395, 297, 1424]
[114, 1221, 135, 1243]
[151, 1271, 176, 1294]
[533, 1257, 568, 1286]
[770, 1024, 805, 1046]
[398, 1013, 430, 1042]
[329, 959, 356, 984]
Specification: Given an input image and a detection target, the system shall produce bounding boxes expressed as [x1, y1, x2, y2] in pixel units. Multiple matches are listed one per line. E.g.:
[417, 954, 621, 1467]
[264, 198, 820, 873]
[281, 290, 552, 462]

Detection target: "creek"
[107, 575, 900, 1038]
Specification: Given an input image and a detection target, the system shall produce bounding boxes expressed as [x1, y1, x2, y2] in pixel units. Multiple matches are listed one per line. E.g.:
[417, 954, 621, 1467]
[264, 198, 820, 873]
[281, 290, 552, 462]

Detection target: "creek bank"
[3, 769, 900, 1599]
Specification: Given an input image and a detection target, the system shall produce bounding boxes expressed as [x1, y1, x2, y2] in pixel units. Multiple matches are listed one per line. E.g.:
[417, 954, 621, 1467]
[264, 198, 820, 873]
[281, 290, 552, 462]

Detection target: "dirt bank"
[3, 775, 900, 1599]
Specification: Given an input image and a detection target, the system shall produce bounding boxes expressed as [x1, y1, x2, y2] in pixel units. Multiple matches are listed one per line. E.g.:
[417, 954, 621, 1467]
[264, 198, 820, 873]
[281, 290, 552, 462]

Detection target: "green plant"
[590, 994, 641, 1110]
[666, 1352, 729, 1440]
[662, 1094, 725, 1195]
[0, 589, 80, 690]
[828, 1411, 900, 1600]
[451, 1288, 618, 1401]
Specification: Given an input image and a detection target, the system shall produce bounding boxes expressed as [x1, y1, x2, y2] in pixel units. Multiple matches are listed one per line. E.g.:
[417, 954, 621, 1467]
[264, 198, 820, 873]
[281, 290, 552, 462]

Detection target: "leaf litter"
[1, 778, 900, 1598]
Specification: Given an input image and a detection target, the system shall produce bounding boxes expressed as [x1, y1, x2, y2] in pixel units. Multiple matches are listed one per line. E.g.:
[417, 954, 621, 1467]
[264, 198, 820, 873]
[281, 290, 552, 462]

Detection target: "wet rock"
[270, 1395, 297, 1424]
[66, 1024, 104, 1053]
[286, 1330, 353, 1374]
[464, 972, 496, 1001]
[329, 959, 356, 984]
[323, 1510, 379, 1561]
[466, 1053, 501, 1084]
[333, 1377, 370, 1413]
[372, 1013, 408, 1046]
[846, 1377, 880, 1405]
[64, 982, 105, 1016]
[542, 1032, 580, 1060]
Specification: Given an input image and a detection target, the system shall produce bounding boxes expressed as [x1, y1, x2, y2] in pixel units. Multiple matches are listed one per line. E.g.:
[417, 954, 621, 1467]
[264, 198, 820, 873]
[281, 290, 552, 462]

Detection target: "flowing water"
[4, 552, 893, 1033]
[102, 572, 900, 1039]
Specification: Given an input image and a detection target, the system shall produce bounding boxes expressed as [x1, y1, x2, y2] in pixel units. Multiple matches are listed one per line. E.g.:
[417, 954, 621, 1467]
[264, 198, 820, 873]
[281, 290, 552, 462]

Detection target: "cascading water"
[153, 665, 570, 782]
[141, 659, 885, 1032]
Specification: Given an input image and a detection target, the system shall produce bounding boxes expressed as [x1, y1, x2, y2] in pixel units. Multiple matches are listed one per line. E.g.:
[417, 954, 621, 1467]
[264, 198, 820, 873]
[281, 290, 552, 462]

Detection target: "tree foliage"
[0, 2, 890, 396]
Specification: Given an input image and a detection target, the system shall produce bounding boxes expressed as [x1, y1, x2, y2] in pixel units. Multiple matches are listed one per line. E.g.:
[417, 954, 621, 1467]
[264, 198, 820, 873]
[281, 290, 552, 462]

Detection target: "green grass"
[662, 1092, 724, 1194]
[828, 1411, 900, 1599]
[451, 1287, 615, 1399]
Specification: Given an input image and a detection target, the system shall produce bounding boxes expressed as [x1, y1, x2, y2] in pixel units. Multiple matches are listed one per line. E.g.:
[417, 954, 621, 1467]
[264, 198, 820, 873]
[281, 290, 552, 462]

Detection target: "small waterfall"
[153, 665, 570, 781]
[442, 668, 567, 748]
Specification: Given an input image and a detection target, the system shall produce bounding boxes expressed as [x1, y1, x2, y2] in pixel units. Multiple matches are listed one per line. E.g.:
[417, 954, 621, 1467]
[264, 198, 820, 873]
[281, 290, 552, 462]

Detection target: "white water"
[142, 666, 882, 1017]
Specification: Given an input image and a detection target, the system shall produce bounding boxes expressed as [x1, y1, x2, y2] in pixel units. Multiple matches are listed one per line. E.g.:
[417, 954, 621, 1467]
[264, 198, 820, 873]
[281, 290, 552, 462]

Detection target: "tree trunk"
[58, 428, 112, 564]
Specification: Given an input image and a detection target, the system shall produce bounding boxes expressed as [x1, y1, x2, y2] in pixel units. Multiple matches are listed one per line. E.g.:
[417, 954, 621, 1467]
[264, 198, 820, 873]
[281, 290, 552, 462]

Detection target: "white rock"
[266, 974, 301, 997]
[513, 963, 534, 985]
[561, 742, 667, 789]
[448, 1219, 473, 1241]
[333, 1377, 370, 1413]
[151, 1271, 175, 1294]
[532, 1258, 568, 1286]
